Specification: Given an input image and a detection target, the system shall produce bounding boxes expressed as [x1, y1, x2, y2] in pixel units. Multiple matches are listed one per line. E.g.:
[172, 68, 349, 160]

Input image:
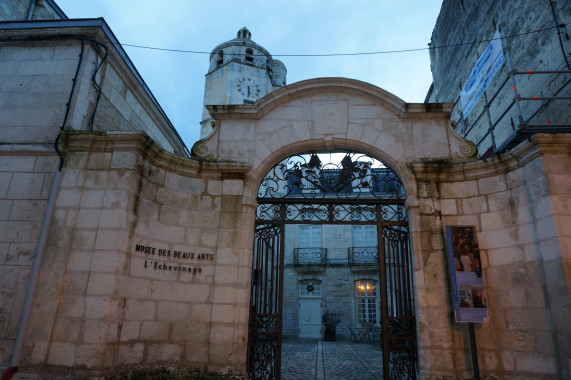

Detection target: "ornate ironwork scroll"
[380, 204, 407, 222]
[386, 317, 417, 379]
[256, 204, 281, 221]
[285, 204, 328, 222]
[258, 151, 405, 200]
[293, 248, 327, 266]
[348, 247, 379, 265]
[333, 204, 377, 221]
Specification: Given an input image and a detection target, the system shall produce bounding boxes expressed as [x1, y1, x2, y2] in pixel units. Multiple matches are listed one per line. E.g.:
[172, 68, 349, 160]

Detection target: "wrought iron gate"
[248, 224, 283, 380]
[248, 151, 417, 379]
[381, 225, 417, 379]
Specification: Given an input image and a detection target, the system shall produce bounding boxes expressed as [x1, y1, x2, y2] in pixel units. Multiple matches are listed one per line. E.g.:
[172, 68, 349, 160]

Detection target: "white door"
[299, 299, 322, 338]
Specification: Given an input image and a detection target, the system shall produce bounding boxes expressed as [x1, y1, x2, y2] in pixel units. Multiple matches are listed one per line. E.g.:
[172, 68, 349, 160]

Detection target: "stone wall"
[0, 42, 89, 144]
[18, 132, 251, 375]
[0, 152, 59, 368]
[0, 40, 81, 367]
[0, 25, 187, 155]
[537, 134, 571, 374]
[0, 0, 64, 22]
[411, 134, 570, 379]
[93, 55, 185, 155]
[15, 131, 567, 379]
[0, 0, 29, 20]
[127, 143, 251, 371]
[0, 23, 188, 373]
[427, 0, 571, 156]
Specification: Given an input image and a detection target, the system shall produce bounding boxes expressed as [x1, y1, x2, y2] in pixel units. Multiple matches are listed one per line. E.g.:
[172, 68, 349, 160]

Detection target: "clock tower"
[200, 27, 287, 139]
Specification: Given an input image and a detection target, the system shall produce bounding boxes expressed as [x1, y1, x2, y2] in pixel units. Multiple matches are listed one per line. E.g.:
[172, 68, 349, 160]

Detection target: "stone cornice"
[206, 78, 453, 120]
[410, 133, 570, 181]
[533, 133, 571, 154]
[61, 131, 249, 179]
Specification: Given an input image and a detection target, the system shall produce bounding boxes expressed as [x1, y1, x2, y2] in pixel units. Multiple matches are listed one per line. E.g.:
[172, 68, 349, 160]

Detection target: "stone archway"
[193, 77, 476, 378]
[247, 150, 417, 380]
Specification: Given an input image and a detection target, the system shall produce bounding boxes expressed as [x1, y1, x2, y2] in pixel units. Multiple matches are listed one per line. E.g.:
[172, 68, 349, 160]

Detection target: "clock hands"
[238, 77, 260, 99]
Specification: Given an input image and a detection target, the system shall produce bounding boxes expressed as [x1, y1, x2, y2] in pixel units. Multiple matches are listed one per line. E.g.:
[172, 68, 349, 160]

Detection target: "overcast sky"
[56, 0, 443, 149]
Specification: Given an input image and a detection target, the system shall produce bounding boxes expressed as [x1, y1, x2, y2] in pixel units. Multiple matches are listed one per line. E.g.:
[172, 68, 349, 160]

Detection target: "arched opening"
[216, 50, 224, 67]
[245, 48, 254, 64]
[248, 150, 418, 379]
[266, 58, 273, 80]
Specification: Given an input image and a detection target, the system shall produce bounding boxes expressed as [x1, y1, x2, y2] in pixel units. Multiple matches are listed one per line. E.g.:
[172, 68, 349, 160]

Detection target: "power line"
[109, 24, 566, 57]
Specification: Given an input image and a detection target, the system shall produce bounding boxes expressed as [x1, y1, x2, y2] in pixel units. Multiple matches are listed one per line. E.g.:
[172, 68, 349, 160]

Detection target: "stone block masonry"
[10, 132, 250, 376]
[0, 153, 59, 366]
[427, 0, 571, 157]
[0, 30, 188, 154]
[412, 135, 571, 379]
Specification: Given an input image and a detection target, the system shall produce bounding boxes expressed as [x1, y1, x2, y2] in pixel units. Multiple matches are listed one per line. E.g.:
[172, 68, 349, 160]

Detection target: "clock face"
[237, 77, 261, 100]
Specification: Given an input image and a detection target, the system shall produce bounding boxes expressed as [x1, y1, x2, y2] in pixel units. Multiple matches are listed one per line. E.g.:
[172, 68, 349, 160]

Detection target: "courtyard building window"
[299, 225, 322, 248]
[353, 225, 377, 247]
[355, 280, 378, 324]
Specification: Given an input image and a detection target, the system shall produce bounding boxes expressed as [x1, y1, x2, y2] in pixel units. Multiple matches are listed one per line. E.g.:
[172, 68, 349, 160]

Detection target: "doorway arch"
[247, 150, 417, 379]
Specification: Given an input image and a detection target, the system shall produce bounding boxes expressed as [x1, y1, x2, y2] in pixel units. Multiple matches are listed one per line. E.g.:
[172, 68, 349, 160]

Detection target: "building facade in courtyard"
[0, 1, 570, 379]
[282, 223, 382, 340]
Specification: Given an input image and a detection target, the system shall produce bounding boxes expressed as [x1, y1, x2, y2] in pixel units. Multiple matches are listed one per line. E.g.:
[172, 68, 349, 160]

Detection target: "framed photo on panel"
[445, 225, 489, 323]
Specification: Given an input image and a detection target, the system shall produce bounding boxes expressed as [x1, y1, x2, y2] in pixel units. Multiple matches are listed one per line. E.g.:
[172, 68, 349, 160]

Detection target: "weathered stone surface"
[147, 343, 182, 363]
[120, 321, 140, 342]
[440, 180, 478, 198]
[126, 300, 156, 321]
[118, 343, 145, 365]
[0, 13, 568, 379]
[140, 321, 170, 341]
[427, 0, 571, 155]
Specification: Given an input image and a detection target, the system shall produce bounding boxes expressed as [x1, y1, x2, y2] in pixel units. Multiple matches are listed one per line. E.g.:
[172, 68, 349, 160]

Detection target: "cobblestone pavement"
[281, 337, 383, 380]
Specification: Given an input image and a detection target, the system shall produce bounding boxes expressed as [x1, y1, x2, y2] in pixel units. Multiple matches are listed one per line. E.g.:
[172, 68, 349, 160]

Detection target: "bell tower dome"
[237, 26, 251, 39]
[199, 27, 287, 139]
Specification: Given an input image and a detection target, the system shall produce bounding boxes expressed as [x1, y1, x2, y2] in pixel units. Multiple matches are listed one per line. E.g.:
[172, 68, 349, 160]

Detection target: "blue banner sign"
[460, 30, 504, 118]
[445, 225, 489, 323]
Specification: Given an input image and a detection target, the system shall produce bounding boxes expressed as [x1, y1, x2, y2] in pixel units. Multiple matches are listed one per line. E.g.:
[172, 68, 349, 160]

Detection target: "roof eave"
[0, 18, 189, 157]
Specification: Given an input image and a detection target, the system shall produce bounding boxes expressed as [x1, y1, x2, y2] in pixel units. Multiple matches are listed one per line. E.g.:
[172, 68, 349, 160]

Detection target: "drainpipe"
[3, 36, 85, 380]
[2, 172, 63, 380]
[26, 0, 36, 20]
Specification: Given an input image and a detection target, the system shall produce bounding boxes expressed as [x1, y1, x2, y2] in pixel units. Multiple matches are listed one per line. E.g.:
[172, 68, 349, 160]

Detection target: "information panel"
[445, 225, 489, 323]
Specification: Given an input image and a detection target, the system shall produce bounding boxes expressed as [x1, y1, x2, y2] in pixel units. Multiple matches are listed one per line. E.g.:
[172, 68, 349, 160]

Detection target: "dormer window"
[245, 48, 254, 64]
[216, 51, 224, 67]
